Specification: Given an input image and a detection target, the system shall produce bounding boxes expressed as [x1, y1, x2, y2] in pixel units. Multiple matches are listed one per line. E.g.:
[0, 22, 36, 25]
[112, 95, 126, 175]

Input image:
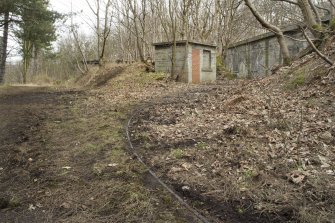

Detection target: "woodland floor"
[0, 84, 200, 223]
[0, 56, 334, 223]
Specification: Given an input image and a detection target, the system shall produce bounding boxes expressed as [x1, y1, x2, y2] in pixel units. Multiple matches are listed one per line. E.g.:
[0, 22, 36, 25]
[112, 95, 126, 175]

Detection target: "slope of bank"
[129, 44, 335, 222]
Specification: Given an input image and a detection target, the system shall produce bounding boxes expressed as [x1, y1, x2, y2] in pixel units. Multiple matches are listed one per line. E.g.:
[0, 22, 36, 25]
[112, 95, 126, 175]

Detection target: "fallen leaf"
[62, 166, 72, 170]
[288, 171, 306, 184]
[181, 163, 192, 171]
[28, 204, 36, 211]
[170, 167, 183, 173]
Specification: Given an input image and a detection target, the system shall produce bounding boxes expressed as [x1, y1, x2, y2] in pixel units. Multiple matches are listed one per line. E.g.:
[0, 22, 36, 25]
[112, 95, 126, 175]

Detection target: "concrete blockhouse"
[153, 41, 217, 84]
[225, 24, 310, 77]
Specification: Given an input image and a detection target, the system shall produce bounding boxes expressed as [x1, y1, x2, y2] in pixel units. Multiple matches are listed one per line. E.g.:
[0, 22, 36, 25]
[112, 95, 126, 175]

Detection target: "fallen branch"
[301, 27, 334, 66]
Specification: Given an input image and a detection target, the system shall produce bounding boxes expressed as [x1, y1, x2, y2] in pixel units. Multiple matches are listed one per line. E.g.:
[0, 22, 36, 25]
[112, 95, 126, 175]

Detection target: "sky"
[50, 0, 93, 34]
[7, 0, 93, 61]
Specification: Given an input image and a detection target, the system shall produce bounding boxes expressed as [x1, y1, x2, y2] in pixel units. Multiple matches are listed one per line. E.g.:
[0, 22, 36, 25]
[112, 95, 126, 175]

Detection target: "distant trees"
[15, 0, 60, 83]
[0, 0, 59, 84]
[86, 0, 112, 66]
[0, 10, 9, 84]
[2, 0, 334, 83]
[0, 0, 20, 84]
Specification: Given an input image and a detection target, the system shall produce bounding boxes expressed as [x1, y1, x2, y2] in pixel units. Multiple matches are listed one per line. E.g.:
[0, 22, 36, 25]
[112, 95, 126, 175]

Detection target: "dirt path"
[0, 86, 199, 223]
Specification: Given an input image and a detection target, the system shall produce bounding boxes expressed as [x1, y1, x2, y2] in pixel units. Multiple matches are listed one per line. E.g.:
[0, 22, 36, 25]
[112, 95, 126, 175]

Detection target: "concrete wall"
[226, 28, 309, 77]
[155, 44, 188, 82]
[154, 42, 216, 83]
[0, 37, 3, 62]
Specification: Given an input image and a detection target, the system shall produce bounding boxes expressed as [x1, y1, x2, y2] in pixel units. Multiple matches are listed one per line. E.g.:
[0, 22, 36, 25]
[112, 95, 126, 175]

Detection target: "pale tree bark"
[297, 0, 320, 29]
[86, 0, 101, 61]
[179, 0, 191, 81]
[168, 0, 178, 80]
[244, 0, 291, 65]
[307, 0, 321, 24]
[86, 0, 112, 66]
[189, 0, 217, 42]
[22, 40, 33, 84]
[273, 0, 321, 35]
[0, 11, 9, 84]
[329, 0, 335, 13]
[218, 0, 244, 60]
[179, 0, 191, 40]
[100, 0, 112, 65]
[86, 0, 100, 61]
[71, 2, 88, 74]
[127, 0, 146, 63]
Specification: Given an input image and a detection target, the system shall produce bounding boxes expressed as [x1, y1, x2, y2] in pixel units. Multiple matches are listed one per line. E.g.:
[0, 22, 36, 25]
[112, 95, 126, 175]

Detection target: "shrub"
[286, 70, 306, 89]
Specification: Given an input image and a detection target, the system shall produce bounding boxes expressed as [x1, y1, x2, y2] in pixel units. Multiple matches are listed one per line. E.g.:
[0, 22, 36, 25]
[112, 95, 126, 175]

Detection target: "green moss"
[237, 206, 245, 214]
[216, 56, 237, 79]
[110, 147, 125, 159]
[171, 149, 184, 159]
[286, 70, 306, 89]
[216, 56, 225, 72]
[243, 169, 256, 179]
[139, 72, 166, 83]
[161, 194, 173, 205]
[330, 18, 335, 31]
[312, 24, 323, 31]
[283, 57, 292, 66]
[196, 142, 208, 150]
[246, 73, 253, 79]
[226, 71, 238, 80]
[8, 197, 21, 208]
[136, 132, 151, 141]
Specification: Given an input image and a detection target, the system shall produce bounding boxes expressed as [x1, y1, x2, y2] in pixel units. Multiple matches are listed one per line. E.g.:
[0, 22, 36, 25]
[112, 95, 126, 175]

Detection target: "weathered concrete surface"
[154, 41, 216, 83]
[225, 25, 309, 77]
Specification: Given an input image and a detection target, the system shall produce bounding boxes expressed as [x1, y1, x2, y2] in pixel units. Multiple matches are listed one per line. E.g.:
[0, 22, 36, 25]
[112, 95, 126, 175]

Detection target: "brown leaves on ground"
[131, 57, 335, 222]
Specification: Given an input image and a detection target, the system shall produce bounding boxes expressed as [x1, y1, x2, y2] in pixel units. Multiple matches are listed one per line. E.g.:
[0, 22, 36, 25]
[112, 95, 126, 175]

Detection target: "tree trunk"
[134, 21, 145, 62]
[244, 0, 291, 66]
[277, 34, 291, 65]
[22, 40, 33, 84]
[171, 27, 177, 79]
[298, 0, 320, 33]
[0, 11, 9, 84]
[99, 0, 111, 66]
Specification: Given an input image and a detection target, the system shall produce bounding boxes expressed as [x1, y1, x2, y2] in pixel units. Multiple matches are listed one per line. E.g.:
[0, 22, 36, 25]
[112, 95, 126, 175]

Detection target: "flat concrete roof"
[153, 40, 217, 48]
[228, 19, 330, 49]
[228, 24, 301, 49]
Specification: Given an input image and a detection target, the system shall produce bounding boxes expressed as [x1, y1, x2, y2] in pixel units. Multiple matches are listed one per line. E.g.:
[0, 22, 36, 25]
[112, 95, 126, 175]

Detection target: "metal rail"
[125, 110, 212, 223]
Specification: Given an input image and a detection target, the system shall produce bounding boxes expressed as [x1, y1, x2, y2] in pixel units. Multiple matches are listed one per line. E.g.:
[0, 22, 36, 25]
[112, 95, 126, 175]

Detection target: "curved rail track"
[126, 109, 212, 223]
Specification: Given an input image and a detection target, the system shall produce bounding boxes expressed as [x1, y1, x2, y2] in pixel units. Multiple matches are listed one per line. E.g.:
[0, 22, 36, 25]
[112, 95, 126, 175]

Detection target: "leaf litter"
[130, 53, 335, 222]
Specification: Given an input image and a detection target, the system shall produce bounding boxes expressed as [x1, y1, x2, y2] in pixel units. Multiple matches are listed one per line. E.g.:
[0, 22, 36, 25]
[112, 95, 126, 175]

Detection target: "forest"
[0, 0, 334, 223]
[0, 0, 333, 83]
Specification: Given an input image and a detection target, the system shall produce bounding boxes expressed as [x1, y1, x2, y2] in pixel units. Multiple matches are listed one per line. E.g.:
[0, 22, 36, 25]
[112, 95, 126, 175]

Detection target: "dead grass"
[130, 51, 335, 222]
[0, 66, 200, 222]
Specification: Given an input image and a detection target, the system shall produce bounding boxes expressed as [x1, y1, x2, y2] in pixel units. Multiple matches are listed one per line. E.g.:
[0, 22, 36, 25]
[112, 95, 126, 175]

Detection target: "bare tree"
[244, 0, 292, 65]
[86, 0, 112, 65]
[0, 11, 9, 84]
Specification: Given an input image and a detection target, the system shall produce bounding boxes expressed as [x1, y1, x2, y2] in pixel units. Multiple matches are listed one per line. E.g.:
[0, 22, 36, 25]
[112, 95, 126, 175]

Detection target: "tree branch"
[301, 27, 334, 66]
[328, 0, 335, 9]
[314, 4, 331, 14]
[308, 0, 321, 24]
[271, 0, 299, 6]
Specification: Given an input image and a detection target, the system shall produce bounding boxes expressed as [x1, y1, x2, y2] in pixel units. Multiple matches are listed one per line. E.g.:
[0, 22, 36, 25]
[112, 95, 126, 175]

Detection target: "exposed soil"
[0, 85, 199, 223]
[1, 54, 334, 223]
